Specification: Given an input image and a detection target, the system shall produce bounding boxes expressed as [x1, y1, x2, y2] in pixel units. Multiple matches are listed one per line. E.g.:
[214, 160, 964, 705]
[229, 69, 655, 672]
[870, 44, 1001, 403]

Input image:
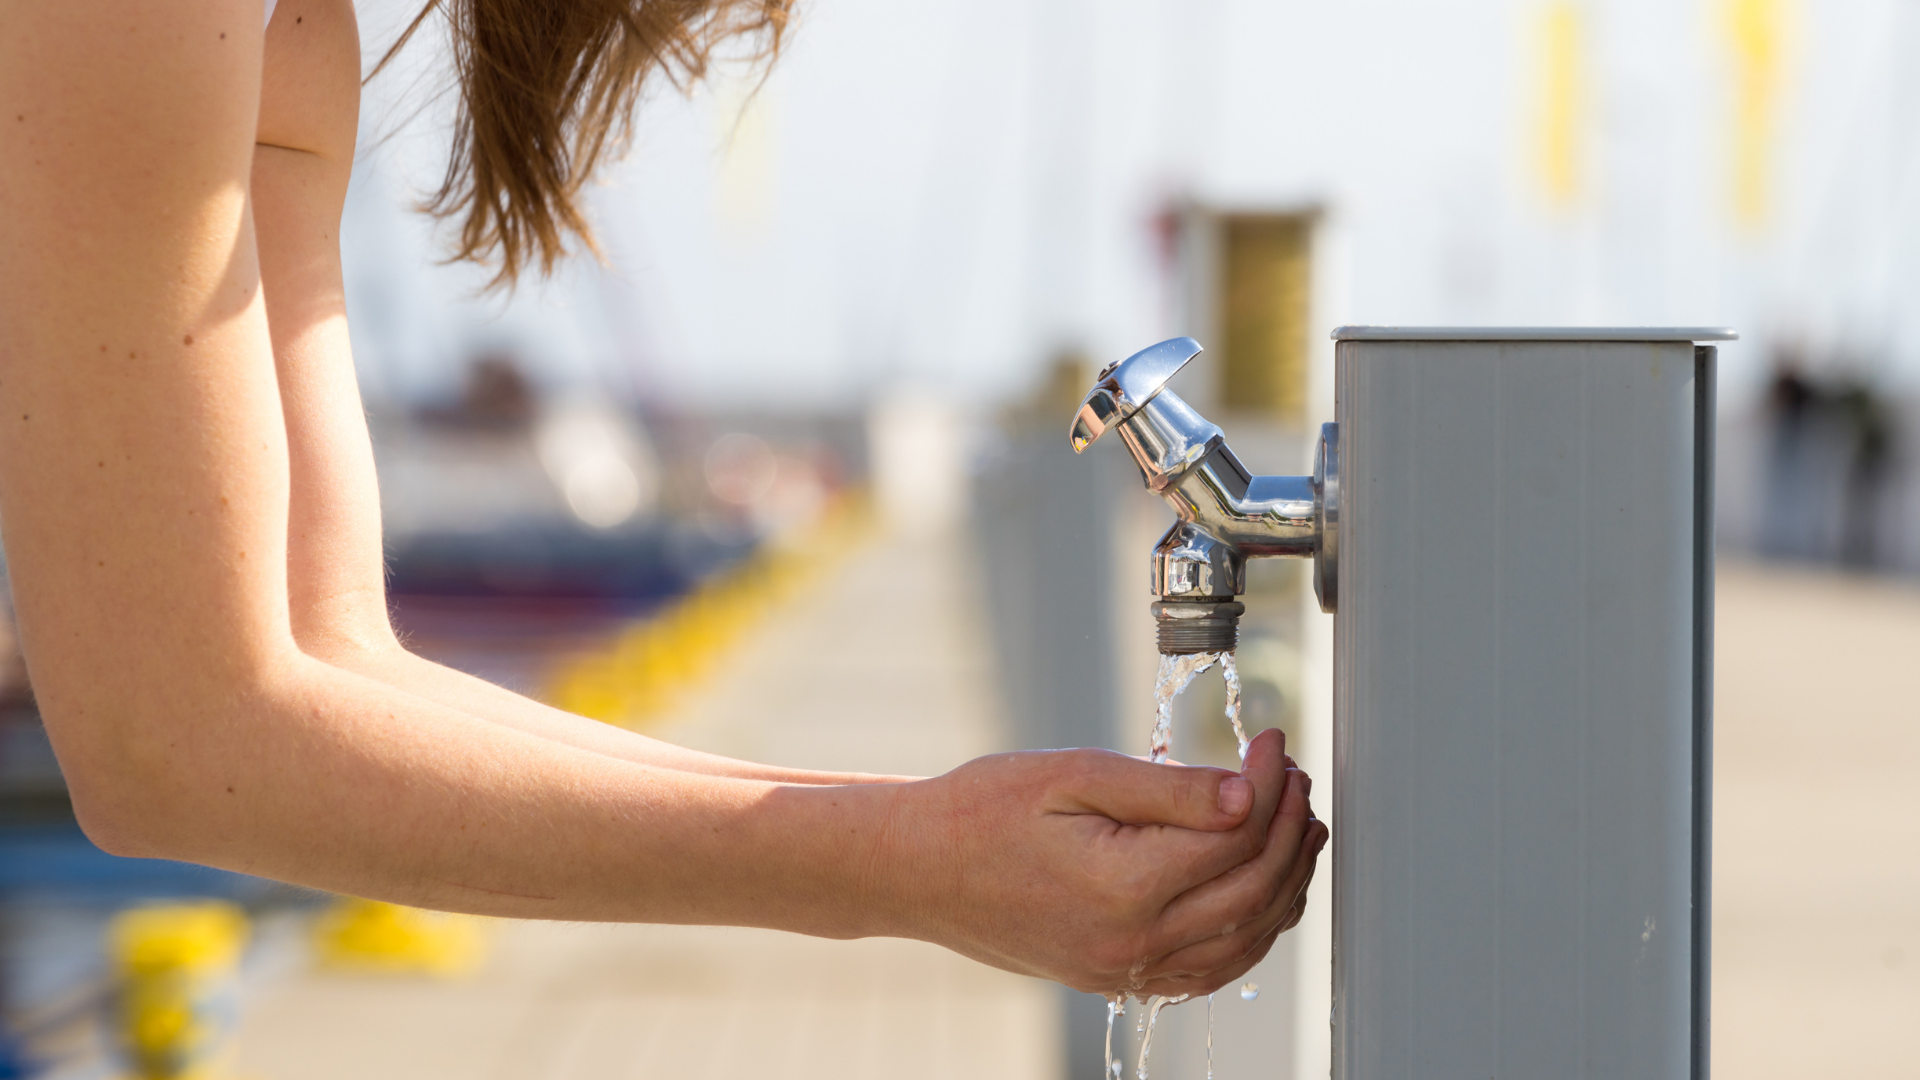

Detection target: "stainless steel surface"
[1312, 421, 1338, 614]
[1071, 338, 1337, 653]
[1331, 325, 1738, 342]
[1151, 520, 1246, 599]
[1069, 337, 1206, 453]
[1331, 336, 1717, 1080]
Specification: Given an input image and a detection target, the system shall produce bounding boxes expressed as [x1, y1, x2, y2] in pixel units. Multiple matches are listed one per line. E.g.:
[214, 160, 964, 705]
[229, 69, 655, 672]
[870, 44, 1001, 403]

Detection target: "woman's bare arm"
[252, 0, 890, 786]
[0, 0, 1320, 994]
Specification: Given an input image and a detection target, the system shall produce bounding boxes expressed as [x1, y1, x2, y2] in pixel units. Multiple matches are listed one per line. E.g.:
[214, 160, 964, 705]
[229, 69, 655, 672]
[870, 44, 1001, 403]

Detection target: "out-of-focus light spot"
[705, 432, 780, 506]
[563, 455, 644, 529]
[534, 397, 659, 529]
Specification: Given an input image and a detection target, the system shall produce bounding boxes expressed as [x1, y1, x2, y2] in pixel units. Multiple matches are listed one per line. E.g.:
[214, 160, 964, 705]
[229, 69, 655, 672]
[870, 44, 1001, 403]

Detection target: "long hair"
[374, 0, 790, 288]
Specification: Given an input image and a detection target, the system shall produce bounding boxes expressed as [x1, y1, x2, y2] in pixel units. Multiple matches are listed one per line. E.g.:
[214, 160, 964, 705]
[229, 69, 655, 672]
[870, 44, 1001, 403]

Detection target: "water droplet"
[1239, 981, 1260, 1002]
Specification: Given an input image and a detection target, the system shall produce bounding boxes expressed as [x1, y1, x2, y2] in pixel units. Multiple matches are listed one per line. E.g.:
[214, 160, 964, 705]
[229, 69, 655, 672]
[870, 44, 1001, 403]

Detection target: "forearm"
[310, 634, 911, 786]
[69, 648, 919, 932]
[250, 97, 880, 789]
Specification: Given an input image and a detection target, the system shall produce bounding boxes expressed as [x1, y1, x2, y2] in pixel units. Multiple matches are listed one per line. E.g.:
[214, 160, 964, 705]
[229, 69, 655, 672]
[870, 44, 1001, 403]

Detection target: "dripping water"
[1240, 981, 1260, 1001]
[1105, 997, 1125, 1080]
[1134, 993, 1187, 1080]
[1205, 993, 1215, 1080]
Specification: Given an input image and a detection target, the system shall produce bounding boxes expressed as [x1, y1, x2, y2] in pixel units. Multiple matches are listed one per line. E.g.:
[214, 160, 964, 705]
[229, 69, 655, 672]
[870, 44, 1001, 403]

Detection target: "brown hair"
[375, 0, 791, 287]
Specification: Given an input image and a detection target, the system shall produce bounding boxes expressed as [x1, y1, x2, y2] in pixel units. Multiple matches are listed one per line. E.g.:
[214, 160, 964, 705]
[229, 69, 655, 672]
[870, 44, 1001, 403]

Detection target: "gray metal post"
[1329, 329, 1728, 1080]
[973, 417, 1127, 1080]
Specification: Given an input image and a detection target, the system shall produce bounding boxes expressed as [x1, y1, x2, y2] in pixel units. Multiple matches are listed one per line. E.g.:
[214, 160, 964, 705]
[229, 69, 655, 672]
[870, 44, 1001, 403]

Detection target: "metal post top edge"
[1331, 326, 1738, 343]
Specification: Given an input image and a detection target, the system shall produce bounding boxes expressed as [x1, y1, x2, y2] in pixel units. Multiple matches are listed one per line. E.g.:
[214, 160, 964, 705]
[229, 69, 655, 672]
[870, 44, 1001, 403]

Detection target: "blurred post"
[972, 355, 1123, 1080]
[868, 389, 969, 536]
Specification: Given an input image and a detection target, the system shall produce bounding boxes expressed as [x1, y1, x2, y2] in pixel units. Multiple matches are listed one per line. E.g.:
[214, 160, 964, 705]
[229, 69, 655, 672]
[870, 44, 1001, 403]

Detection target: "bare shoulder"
[258, 0, 361, 161]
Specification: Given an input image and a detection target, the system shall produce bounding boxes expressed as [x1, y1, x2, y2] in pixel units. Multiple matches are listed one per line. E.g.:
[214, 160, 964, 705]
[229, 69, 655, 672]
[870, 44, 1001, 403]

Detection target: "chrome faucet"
[1069, 337, 1338, 654]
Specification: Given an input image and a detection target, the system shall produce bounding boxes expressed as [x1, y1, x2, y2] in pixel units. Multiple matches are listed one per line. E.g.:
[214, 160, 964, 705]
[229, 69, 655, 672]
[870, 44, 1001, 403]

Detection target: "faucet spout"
[1071, 338, 1338, 654]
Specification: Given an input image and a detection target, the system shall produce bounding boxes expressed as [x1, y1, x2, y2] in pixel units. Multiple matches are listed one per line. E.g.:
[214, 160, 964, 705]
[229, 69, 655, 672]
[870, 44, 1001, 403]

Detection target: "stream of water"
[1124, 649, 1256, 1078]
[1148, 652, 1246, 765]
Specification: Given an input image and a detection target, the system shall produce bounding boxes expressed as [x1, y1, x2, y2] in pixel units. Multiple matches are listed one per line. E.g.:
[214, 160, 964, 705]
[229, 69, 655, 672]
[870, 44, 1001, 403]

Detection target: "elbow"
[39, 691, 254, 863]
[20, 606, 315, 864]
[53, 719, 182, 860]
[67, 778, 164, 859]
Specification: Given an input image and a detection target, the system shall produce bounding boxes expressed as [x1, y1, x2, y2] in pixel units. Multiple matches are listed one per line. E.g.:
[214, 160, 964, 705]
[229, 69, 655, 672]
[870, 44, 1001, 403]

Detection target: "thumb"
[1048, 749, 1253, 831]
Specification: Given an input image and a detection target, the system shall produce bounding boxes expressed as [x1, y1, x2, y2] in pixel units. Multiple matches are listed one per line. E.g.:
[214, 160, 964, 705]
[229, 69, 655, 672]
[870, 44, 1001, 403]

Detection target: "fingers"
[1145, 759, 1318, 958]
[1101, 729, 1294, 899]
[1143, 820, 1324, 980]
[1276, 877, 1310, 932]
[1048, 743, 1271, 831]
[1133, 924, 1284, 999]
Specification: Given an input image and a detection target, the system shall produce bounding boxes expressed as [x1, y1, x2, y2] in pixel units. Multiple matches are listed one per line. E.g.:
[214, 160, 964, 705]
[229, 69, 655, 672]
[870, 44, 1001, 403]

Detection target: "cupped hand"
[878, 728, 1323, 996]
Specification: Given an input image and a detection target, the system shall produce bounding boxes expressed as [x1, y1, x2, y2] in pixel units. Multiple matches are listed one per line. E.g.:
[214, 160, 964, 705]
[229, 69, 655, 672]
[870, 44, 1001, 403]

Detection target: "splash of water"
[1105, 997, 1126, 1080]
[1134, 993, 1189, 1080]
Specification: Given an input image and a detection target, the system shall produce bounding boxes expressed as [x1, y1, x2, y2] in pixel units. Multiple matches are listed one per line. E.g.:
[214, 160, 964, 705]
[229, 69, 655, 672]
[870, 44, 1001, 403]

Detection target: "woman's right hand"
[876, 728, 1323, 997]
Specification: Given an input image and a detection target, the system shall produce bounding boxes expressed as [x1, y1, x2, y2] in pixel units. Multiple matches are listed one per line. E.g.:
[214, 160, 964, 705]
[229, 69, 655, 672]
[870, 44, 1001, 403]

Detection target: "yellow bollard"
[108, 900, 249, 1080]
[312, 898, 486, 977]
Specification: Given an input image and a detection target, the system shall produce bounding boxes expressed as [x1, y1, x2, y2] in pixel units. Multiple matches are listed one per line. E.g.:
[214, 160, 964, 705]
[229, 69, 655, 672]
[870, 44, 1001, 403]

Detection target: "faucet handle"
[1068, 337, 1204, 453]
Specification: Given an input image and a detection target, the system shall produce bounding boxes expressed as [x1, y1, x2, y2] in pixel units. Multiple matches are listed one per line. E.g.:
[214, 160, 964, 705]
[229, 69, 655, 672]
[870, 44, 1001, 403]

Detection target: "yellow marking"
[1535, 1, 1586, 208]
[1725, 0, 1788, 231]
[547, 492, 875, 730]
[312, 898, 488, 977]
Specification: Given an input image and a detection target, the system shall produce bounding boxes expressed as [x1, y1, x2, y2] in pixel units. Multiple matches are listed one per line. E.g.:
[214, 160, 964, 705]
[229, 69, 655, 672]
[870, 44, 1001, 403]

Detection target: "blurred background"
[2, 0, 1916, 1077]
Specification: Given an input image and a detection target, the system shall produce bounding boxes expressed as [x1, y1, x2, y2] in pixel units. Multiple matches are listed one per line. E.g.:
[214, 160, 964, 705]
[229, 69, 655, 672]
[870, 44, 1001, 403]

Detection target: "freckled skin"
[0, 0, 1320, 990]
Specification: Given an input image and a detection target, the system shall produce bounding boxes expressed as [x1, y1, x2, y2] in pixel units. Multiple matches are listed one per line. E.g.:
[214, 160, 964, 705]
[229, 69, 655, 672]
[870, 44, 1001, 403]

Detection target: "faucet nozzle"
[1072, 338, 1339, 655]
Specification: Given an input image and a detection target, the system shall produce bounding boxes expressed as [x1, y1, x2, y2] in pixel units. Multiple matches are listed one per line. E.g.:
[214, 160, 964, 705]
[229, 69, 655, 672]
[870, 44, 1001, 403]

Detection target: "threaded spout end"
[1151, 598, 1245, 655]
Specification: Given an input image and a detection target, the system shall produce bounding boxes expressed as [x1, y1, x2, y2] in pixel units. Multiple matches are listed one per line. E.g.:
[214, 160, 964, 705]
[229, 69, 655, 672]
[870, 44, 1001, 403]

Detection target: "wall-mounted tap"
[1069, 337, 1338, 655]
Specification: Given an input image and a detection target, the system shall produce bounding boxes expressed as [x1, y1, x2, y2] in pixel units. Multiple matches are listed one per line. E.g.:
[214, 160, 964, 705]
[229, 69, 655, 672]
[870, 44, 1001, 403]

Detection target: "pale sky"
[339, 0, 1920, 410]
